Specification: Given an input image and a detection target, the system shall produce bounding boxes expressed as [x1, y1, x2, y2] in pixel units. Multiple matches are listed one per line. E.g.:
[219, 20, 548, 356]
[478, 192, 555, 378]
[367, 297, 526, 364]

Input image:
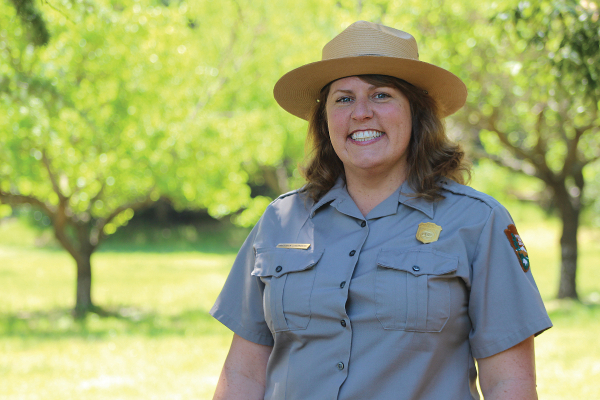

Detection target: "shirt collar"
[309, 177, 435, 219]
[397, 180, 435, 219]
[310, 177, 348, 218]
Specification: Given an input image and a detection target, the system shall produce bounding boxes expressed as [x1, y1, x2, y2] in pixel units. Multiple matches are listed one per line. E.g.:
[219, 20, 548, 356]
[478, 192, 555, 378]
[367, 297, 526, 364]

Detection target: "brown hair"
[300, 74, 470, 202]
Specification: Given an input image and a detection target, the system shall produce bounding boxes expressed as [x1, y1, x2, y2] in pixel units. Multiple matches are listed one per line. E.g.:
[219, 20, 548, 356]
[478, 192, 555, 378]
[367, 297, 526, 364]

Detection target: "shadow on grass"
[0, 307, 226, 339]
[94, 221, 249, 255]
[4, 216, 251, 255]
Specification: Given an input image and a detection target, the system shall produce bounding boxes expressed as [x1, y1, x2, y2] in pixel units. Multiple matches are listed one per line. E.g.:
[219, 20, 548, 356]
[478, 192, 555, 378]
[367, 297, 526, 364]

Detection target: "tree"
[413, 0, 600, 299]
[2, 0, 381, 317]
[490, 1, 599, 299]
[1, 0, 189, 316]
[0, 0, 316, 317]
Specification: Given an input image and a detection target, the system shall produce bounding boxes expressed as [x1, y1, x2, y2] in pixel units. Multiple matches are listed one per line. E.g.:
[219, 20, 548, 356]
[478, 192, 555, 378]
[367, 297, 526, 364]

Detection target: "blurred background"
[1, 0, 599, 398]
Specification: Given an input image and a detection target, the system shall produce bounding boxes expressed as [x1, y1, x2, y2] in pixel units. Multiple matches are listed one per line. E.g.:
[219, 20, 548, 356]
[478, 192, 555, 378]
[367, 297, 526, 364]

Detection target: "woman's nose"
[351, 97, 373, 120]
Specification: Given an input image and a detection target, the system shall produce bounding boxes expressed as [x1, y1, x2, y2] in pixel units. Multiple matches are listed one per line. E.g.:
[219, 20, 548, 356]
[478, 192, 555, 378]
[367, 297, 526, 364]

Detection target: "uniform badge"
[416, 222, 442, 244]
[504, 224, 529, 272]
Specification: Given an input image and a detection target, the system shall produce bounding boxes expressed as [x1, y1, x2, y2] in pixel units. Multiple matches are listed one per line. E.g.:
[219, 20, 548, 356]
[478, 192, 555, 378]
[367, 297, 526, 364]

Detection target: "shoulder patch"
[504, 224, 530, 272]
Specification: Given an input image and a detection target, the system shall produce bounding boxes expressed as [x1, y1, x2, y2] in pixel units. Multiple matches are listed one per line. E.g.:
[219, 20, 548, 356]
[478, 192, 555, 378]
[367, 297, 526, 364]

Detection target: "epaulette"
[270, 189, 302, 204]
[440, 180, 503, 210]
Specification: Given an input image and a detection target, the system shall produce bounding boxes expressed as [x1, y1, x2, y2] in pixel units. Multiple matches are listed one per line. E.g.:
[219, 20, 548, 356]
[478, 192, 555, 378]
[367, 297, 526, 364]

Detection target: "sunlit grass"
[0, 214, 599, 399]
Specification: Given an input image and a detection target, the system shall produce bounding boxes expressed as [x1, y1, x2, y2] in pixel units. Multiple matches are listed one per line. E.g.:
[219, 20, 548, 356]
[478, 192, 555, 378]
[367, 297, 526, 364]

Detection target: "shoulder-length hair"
[300, 74, 470, 202]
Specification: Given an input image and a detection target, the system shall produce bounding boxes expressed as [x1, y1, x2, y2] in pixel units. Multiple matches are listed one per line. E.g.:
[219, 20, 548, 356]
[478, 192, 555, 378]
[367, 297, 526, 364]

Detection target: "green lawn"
[0, 215, 599, 399]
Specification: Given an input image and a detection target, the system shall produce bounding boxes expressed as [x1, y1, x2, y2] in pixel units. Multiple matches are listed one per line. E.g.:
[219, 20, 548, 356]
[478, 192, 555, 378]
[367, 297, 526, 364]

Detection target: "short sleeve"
[209, 219, 274, 346]
[468, 205, 552, 359]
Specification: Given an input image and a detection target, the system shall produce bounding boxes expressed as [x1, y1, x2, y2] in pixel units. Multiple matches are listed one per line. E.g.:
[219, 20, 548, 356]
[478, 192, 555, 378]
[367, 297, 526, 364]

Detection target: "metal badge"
[276, 243, 311, 250]
[416, 222, 442, 244]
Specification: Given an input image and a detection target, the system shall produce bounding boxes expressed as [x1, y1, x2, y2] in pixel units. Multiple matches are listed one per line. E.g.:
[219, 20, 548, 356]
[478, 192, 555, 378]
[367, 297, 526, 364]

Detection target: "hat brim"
[273, 56, 467, 120]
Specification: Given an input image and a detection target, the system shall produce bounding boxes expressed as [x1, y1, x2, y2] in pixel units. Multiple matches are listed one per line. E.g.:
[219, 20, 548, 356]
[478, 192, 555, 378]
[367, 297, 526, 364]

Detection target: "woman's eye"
[336, 96, 352, 103]
[374, 92, 391, 99]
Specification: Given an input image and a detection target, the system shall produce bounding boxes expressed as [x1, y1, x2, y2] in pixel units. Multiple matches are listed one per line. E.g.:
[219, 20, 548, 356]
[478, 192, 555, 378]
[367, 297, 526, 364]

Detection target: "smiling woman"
[210, 21, 552, 400]
[305, 73, 466, 214]
[325, 76, 412, 207]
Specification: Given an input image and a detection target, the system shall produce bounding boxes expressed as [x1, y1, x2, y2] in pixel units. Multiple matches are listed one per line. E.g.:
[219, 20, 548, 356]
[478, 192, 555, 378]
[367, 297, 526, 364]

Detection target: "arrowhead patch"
[504, 224, 530, 272]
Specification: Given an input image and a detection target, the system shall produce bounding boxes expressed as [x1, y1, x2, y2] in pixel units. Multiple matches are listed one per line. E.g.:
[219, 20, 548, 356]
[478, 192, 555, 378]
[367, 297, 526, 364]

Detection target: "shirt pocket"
[252, 248, 324, 332]
[375, 248, 458, 332]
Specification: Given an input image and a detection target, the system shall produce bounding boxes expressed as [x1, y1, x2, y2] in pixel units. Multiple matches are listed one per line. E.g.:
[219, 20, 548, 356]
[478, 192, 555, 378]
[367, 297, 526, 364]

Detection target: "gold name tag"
[416, 222, 442, 244]
[276, 243, 311, 250]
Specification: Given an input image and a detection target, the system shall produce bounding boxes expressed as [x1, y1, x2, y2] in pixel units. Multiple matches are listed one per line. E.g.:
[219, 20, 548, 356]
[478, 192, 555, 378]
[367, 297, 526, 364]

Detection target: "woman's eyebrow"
[331, 89, 354, 95]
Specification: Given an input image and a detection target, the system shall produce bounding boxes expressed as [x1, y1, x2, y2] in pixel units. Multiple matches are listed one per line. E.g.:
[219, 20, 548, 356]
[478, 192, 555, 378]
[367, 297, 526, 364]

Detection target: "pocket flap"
[377, 248, 458, 276]
[252, 248, 324, 278]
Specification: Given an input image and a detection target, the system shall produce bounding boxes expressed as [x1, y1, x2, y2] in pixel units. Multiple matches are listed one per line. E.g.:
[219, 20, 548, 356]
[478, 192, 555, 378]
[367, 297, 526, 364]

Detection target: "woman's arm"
[477, 335, 538, 400]
[213, 333, 273, 400]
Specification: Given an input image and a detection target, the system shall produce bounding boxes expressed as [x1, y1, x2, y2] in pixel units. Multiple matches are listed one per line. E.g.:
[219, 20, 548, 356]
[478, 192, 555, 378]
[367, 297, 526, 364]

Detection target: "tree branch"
[90, 193, 157, 248]
[485, 110, 534, 162]
[0, 190, 54, 215]
[87, 181, 105, 212]
[41, 149, 68, 202]
[471, 147, 536, 176]
[9, 0, 50, 46]
[583, 153, 600, 167]
[562, 120, 597, 177]
[0, 189, 80, 260]
[533, 105, 547, 156]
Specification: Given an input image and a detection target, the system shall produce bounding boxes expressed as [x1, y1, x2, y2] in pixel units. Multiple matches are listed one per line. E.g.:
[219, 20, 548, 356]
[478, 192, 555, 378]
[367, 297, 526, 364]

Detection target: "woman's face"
[326, 76, 412, 181]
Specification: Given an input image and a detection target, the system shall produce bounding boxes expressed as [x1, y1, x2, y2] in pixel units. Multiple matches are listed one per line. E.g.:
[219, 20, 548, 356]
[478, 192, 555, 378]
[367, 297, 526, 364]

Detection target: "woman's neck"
[345, 170, 406, 217]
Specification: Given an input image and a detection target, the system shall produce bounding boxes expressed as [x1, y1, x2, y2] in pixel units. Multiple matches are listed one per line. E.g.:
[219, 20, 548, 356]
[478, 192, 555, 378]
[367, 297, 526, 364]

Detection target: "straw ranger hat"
[273, 20, 467, 120]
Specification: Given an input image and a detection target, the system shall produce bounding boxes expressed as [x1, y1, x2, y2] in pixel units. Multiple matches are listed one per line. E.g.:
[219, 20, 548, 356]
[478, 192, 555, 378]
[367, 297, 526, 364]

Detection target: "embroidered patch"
[504, 224, 530, 272]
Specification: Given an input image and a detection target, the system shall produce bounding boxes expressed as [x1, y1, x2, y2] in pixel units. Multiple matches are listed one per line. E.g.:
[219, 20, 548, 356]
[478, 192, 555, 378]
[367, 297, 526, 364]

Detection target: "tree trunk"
[554, 184, 580, 300]
[73, 252, 95, 318]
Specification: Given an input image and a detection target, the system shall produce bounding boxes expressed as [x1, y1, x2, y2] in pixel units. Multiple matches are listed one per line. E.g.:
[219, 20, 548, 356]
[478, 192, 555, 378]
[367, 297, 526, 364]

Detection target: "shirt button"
[337, 362, 345, 370]
[349, 250, 356, 256]
[340, 281, 346, 289]
[360, 221, 366, 227]
[340, 319, 347, 327]
[276, 266, 283, 272]
[412, 265, 421, 272]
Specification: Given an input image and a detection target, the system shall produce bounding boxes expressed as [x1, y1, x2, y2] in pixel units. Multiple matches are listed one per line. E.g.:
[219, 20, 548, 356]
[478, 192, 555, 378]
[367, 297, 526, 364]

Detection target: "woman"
[211, 21, 551, 399]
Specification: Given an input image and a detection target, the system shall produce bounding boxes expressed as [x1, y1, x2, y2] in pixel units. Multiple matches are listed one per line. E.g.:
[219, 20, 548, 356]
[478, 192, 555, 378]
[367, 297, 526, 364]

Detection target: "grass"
[1, 212, 599, 399]
[0, 218, 238, 400]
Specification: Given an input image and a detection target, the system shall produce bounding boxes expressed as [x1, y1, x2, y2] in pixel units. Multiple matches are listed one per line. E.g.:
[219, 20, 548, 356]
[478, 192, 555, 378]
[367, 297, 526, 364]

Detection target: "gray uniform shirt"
[210, 178, 552, 399]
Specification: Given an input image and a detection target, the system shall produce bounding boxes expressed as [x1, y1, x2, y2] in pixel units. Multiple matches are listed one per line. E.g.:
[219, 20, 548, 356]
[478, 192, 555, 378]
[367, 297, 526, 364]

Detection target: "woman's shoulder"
[439, 179, 505, 211]
[268, 188, 312, 209]
[259, 188, 313, 226]
[252, 188, 313, 248]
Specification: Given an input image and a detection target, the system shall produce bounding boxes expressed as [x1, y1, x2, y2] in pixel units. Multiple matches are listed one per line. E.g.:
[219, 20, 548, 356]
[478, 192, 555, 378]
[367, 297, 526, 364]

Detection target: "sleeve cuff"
[471, 315, 553, 359]
[209, 306, 274, 347]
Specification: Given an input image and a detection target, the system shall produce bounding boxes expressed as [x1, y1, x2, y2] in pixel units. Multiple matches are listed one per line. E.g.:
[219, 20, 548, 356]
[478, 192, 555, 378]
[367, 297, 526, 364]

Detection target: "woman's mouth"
[350, 130, 384, 142]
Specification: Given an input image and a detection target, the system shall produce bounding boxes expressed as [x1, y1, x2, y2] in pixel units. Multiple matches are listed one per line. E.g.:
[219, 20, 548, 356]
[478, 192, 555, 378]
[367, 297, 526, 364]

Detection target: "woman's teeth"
[351, 130, 383, 142]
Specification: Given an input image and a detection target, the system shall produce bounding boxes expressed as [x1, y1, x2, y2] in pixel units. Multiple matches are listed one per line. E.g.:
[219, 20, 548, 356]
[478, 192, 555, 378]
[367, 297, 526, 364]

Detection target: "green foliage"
[0, 0, 307, 229]
[3, 0, 599, 307]
[7, 0, 50, 46]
